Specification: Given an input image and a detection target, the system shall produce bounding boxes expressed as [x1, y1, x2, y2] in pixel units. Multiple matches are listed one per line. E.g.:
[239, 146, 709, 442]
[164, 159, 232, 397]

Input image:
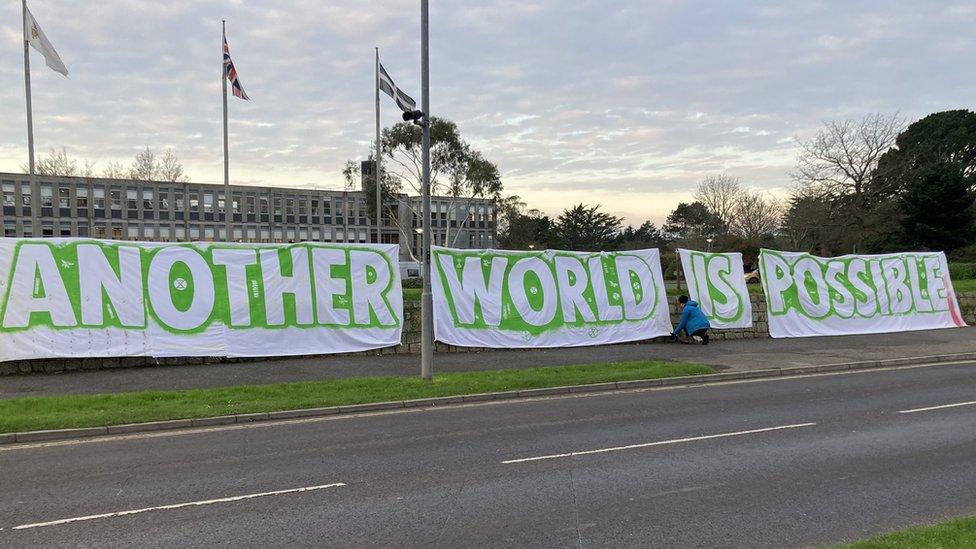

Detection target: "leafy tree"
[875, 110, 976, 185]
[498, 209, 556, 250]
[554, 204, 622, 251]
[348, 117, 503, 247]
[900, 162, 975, 251]
[618, 221, 668, 250]
[663, 201, 721, 246]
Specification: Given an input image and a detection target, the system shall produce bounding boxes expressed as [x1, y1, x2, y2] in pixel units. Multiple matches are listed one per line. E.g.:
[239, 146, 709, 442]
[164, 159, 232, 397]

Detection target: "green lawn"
[0, 360, 712, 434]
[403, 287, 422, 300]
[838, 516, 976, 548]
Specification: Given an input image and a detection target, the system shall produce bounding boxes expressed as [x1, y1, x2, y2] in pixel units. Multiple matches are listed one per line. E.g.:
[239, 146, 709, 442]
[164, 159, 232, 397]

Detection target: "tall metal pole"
[374, 47, 382, 245]
[222, 21, 231, 241]
[23, 0, 37, 236]
[420, 0, 434, 380]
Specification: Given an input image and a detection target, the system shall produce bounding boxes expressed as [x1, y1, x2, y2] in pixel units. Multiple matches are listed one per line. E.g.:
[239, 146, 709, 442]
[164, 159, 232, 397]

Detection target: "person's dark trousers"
[691, 328, 710, 345]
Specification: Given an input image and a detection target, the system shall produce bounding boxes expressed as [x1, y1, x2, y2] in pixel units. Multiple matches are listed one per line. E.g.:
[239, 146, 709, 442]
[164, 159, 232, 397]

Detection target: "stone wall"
[3, 293, 975, 375]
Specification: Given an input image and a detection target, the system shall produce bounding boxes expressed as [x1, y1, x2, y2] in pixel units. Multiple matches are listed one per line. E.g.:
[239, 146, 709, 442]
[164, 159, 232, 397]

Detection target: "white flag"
[24, 5, 68, 77]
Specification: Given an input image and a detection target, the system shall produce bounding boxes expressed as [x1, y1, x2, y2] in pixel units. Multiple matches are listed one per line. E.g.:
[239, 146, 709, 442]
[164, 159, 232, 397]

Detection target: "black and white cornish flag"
[378, 63, 417, 113]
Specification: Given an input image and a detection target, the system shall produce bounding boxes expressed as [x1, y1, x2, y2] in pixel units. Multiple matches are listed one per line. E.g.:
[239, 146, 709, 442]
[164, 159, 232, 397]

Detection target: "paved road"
[2, 361, 976, 547]
[2, 326, 974, 398]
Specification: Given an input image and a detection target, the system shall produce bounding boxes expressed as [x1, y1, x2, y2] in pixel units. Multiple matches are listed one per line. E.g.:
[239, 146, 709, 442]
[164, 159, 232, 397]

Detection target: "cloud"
[0, 1, 972, 225]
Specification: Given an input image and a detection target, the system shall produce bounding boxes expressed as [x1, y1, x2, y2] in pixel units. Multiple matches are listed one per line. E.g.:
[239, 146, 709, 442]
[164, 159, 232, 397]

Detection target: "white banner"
[0, 239, 403, 362]
[431, 246, 672, 348]
[759, 249, 966, 338]
[678, 249, 752, 329]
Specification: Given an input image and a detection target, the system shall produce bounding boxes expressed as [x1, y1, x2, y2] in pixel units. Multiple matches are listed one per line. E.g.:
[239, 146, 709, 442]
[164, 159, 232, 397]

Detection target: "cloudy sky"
[1, 1, 974, 225]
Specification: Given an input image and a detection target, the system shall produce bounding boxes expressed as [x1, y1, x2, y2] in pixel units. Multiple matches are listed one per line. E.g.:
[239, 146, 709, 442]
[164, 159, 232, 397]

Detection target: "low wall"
[3, 292, 976, 376]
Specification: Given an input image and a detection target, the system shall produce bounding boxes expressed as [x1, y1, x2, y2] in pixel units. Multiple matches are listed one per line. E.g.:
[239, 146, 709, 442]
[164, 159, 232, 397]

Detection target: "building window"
[93, 187, 105, 210]
[77, 223, 89, 237]
[286, 228, 296, 242]
[175, 227, 186, 241]
[204, 226, 215, 240]
[233, 228, 243, 241]
[189, 192, 200, 212]
[246, 195, 256, 215]
[159, 225, 171, 241]
[94, 224, 107, 238]
[42, 222, 54, 237]
[76, 187, 89, 208]
[126, 189, 138, 210]
[217, 192, 225, 214]
[259, 195, 269, 214]
[142, 189, 154, 210]
[110, 189, 122, 211]
[58, 186, 70, 209]
[189, 227, 200, 239]
[127, 225, 139, 239]
[2, 183, 14, 207]
[41, 184, 53, 207]
[3, 221, 15, 237]
[159, 191, 170, 210]
[260, 228, 270, 242]
[144, 225, 156, 240]
[204, 193, 214, 213]
[273, 228, 283, 242]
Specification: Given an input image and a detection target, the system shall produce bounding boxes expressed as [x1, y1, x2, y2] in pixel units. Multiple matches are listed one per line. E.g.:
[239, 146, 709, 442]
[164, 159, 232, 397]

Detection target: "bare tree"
[158, 150, 189, 182]
[24, 148, 78, 176]
[730, 190, 782, 243]
[694, 174, 742, 232]
[102, 161, 129, 179]
[793, 113, 903, 197]
[791, 113, 904, 250]
[129, 147, 159, 181]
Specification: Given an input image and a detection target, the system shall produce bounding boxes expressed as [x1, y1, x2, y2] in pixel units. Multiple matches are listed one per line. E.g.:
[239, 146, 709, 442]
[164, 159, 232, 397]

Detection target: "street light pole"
[419, 0, 434, 381]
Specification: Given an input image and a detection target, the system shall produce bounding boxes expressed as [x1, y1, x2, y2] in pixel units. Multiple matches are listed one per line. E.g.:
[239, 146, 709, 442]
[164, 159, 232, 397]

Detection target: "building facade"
[0, 172, 496, 261]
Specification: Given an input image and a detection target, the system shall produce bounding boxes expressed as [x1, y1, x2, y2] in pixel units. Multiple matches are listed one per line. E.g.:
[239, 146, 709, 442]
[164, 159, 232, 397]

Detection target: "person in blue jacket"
[671, 295, 711, 345]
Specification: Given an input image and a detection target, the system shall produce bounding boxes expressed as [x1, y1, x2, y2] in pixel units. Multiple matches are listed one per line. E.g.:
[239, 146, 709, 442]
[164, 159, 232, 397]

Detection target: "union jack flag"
[223, 37, 249, 101]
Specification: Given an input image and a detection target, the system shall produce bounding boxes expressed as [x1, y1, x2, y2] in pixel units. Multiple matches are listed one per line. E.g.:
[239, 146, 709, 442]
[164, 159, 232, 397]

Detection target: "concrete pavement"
[1, 326, 974, 399]
[2, 361, 976, 547]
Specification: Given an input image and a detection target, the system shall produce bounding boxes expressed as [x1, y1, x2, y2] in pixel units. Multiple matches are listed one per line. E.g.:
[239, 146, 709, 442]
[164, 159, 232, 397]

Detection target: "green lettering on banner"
[759, 249, 949, 321]
[433, 249, 660, 336]
[0, 241, 401, 334]
[685, 251, 745, 323]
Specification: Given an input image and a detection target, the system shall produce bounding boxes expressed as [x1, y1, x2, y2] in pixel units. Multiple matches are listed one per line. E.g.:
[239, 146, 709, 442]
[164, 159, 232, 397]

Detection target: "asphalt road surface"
[3, 361, 976, 548]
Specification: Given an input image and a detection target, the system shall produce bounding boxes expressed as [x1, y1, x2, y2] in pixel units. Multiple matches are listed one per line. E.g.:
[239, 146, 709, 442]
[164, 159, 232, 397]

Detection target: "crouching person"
[671, 295, 711, 345]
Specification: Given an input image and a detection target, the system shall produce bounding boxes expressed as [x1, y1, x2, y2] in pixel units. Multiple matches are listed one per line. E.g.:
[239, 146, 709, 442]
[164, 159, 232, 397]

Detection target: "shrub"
[949, 263, 976, 280]
[402, 277, 423, 289]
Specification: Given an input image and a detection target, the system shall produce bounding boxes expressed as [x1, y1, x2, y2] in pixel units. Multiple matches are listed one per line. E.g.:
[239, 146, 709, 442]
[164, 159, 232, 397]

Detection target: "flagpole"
[374, 47, 382, 245]
[420, 0, 434, 381]
[222, 20, 231, 241]
[23, 0, 37, 235]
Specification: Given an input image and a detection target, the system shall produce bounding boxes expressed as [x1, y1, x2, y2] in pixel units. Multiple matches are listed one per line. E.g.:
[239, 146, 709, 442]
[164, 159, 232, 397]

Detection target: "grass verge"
[837, 516, 976, 548]
[0, 360, 712, 434]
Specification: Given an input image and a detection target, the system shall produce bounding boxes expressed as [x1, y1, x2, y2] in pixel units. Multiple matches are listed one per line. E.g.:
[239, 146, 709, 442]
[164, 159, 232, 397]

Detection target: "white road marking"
[501, 423, 817, 464]
[898, 400, 976, 414]
[10, 482, 346, 531]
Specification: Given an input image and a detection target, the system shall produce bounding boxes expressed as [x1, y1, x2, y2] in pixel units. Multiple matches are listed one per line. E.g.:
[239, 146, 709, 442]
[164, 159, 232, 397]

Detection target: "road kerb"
[3, 353, 974, 446]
